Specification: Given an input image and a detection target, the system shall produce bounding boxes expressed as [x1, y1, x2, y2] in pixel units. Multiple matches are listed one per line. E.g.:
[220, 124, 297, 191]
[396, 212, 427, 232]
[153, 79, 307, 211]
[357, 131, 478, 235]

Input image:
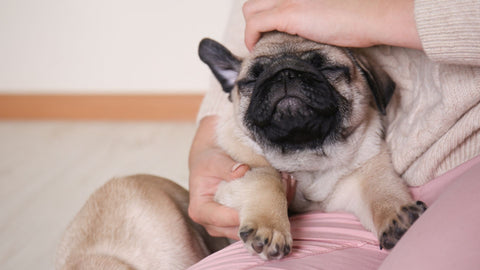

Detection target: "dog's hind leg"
[56, 174, 228, 270]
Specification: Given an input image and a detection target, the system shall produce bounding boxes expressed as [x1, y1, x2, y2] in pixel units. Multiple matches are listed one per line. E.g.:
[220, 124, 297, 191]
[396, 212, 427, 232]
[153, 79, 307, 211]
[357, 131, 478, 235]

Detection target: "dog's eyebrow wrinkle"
[251, 63, 265, 78]
[250, 55, 274, 62]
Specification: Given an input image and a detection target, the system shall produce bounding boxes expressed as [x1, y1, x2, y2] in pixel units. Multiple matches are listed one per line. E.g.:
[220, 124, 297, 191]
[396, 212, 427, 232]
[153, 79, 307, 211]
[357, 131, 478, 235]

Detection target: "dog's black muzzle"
[245, 58, 345, 151]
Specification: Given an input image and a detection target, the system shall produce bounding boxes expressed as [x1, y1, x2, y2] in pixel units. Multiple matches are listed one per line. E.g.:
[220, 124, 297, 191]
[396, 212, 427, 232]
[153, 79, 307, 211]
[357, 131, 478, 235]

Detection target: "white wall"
[0, 0, 235, 94]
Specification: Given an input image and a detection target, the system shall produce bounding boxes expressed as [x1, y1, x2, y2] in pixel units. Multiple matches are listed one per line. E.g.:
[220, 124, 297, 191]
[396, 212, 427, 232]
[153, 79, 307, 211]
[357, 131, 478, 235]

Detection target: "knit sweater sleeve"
[415, 0, 480, 66]
[196, 80, 231, 123]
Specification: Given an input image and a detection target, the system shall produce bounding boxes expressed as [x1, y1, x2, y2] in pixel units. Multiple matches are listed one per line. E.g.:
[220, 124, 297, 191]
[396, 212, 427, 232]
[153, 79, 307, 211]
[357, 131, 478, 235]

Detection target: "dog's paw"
[379, 201, 427, 250]
[239, 220, 292, 260]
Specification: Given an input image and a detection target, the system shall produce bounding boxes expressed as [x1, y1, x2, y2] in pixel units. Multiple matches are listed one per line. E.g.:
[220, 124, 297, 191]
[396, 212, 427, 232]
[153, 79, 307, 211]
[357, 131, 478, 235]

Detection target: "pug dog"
[198, 32, 427, 260]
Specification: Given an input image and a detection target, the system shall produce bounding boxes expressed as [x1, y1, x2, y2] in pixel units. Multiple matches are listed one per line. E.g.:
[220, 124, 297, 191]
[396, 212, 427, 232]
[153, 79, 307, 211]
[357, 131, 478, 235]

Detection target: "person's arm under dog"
[188, 116, 245, 240]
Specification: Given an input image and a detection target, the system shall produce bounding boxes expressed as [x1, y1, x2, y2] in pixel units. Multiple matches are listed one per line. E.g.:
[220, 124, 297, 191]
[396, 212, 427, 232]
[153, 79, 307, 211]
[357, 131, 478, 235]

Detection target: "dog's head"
[199, 32, 394, 154]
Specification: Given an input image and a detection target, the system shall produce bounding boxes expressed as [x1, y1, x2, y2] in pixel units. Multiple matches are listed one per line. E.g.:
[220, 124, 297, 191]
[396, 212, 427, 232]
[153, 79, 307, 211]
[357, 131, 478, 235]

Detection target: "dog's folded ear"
[198, 38, 242, 93]
[349, 51, 395, 115]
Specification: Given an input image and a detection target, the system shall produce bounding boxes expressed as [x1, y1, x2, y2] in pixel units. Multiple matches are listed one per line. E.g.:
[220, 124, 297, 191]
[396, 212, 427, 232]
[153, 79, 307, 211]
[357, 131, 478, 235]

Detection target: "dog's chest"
[290, 168, 350, 212]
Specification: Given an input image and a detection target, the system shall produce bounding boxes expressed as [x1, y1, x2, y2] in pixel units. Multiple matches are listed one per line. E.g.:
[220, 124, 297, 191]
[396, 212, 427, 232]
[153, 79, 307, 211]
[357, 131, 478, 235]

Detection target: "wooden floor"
[0, 120, 197, 270]
[0, 94, 204, 121]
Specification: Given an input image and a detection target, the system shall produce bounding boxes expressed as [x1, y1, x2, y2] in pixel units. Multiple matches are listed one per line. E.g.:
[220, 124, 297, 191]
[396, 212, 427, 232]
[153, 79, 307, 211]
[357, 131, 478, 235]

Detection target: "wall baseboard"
[0, 94, 204, 121]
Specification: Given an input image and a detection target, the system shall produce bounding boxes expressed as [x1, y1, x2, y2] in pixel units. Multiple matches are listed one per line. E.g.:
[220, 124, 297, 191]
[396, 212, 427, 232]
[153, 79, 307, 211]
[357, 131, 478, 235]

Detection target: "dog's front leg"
[359, 150, 427, 250]
[215, 166, 292, 260]
[328, 148, 427, 250]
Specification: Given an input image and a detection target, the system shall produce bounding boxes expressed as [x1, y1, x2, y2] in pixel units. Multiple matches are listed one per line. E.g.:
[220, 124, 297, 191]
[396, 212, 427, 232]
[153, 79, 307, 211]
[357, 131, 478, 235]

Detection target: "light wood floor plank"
[0, 94, 204, 121]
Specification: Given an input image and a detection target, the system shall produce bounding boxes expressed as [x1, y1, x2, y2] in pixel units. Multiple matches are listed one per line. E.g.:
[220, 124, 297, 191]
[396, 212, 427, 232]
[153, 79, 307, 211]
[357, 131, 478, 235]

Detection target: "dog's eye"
[320, 66, 350, 81]
[236, 63, 265, 90]
[237, 78, 256, 89]
[309, 54, 326, 69]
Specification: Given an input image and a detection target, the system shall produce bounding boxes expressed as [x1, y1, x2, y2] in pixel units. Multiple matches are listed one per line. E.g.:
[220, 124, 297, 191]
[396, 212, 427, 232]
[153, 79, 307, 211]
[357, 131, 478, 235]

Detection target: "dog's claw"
[268, 244, 280, 257]
[240, 228, 254, 242]
[252, 239, 264, 253]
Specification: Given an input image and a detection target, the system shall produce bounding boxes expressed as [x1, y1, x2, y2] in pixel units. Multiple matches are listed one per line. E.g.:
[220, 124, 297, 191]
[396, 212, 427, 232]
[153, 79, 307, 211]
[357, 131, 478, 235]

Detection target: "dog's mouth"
[245, 67, 345, 151]
[273, 96, 310, 120]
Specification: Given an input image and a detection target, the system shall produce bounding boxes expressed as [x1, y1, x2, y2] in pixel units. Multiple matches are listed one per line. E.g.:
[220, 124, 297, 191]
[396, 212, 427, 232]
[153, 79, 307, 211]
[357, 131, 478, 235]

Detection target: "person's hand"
[188, 116, 249, 239]
[243, 0, 422, 51]
[188, 116, 298, 239]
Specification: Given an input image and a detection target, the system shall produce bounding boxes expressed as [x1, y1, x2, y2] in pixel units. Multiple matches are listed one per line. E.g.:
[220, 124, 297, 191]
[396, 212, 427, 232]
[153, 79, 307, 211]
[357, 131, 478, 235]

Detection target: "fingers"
[244, 9, 284, 51]
[243, 0, 277, 15]
[204, 225, 240, 240]
[188, 170, 242, 239]
[188, 200, 240, 239]
[193, 150, 249, 182]
[244, 0, 412, 50]
[211, 153, 249, 181]
[188, 115, 247, 239]
[243, 0, 305, 51]
[196, 202, 240, 228]
[190, 117, 249, 182]
[230, 163, 250, 180]
[190, 144, 249, 181]
[188, 116, 251, 239]
[243, 0, 281, 51]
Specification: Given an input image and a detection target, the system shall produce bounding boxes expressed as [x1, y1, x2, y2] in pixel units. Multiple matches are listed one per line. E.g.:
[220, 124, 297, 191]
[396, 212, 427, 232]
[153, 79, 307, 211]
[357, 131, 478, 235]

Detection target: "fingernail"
[231, 163, 246, 173]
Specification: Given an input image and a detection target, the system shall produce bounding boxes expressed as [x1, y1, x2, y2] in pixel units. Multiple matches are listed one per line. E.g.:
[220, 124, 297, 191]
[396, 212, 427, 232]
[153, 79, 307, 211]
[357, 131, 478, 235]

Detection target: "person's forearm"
[375, 0, 422, 50]
[243, 0, 423, 50]
[188, 115, 244, 239]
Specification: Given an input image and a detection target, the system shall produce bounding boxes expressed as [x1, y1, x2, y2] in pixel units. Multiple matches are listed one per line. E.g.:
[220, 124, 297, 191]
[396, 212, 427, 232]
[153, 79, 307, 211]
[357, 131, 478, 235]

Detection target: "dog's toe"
[239, 222, 292, 260]
[239, 227, 255, 242]
[379, 201, 427, 250]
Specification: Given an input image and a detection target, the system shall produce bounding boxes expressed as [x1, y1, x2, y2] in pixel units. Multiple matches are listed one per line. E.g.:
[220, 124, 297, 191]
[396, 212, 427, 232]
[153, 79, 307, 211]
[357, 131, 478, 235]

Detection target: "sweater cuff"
[414, 0, 480, 65]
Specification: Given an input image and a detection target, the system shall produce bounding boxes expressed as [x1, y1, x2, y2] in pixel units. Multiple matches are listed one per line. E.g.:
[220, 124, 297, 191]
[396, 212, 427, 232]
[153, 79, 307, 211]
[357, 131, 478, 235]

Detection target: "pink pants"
[188, 155, 480, 270]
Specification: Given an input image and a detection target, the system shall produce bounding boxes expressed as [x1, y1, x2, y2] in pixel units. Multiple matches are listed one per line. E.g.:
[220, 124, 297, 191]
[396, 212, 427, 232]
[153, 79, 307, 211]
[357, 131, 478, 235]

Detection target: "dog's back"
[56, 175, 228, 270]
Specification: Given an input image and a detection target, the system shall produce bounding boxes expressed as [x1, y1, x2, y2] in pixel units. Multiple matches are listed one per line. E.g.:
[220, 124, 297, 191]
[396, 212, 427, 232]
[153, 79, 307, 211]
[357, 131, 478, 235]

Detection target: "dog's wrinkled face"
[199, 32, 394, 154]
[239, 38, 351, 152]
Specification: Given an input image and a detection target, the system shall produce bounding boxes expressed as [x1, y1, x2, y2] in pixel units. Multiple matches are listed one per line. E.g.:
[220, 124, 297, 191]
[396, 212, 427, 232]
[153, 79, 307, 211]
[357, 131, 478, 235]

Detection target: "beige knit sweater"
[197, 0, 480, 186]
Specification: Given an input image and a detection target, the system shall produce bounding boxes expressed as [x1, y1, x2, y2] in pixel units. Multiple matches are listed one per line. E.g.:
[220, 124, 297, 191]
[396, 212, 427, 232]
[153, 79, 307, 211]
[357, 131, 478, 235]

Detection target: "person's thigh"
[379, 156, 480, 270]
[188, 212, 389, 270]
[189, 155, 480, 270]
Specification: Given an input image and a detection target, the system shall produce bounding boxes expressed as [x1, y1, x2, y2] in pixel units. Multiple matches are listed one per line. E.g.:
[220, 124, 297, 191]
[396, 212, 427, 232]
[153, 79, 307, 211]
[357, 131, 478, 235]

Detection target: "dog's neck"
[265, 109, 383, 172]
[271, 109, 385, 212]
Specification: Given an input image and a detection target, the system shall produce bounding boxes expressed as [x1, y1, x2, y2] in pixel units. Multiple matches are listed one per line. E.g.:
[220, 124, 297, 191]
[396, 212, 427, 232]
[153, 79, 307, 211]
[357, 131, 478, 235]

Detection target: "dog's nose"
[275, 69, 299, 82]
[270, 69, 307, 97]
